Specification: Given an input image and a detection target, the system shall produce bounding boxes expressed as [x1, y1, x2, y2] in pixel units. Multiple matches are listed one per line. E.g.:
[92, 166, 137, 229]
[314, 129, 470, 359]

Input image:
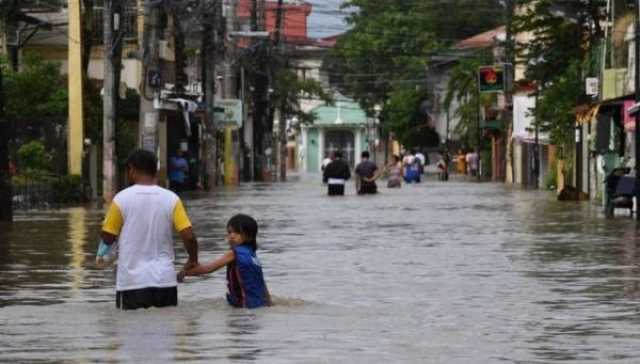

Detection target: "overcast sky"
[306, 0, 350, 38]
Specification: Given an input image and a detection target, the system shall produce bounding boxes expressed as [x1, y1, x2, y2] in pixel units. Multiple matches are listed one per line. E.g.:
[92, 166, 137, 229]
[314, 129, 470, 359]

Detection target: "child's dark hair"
[227, 214, 259, 251]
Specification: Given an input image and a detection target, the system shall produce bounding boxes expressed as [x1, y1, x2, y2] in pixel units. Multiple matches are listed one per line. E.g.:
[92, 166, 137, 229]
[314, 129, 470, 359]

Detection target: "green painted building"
[301, 100, 378, 172]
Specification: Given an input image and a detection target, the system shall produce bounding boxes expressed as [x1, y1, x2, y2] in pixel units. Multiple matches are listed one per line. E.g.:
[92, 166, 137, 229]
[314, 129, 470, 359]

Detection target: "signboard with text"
[214, 99, 243, 128]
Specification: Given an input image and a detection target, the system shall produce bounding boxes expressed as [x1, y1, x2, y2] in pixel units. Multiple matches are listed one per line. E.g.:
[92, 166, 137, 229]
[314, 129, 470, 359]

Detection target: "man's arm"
[173, 199, 199, 271]
[179, 227, 199, 271]
[101, 231, 118, 245]
[101, 202, 123, 245]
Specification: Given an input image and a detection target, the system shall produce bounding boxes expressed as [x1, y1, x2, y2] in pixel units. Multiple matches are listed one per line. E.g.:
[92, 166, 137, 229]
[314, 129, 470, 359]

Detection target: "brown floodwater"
[1, 174, 640, 363]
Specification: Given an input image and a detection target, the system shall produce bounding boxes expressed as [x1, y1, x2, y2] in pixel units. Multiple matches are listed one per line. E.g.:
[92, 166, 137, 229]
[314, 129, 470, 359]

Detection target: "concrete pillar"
[355, 128, 362, 165]
[318, 128, 325, 171]
[67, 0, 84, 175]
[158, 117, 168, 187]
[301, 126, 308, 172]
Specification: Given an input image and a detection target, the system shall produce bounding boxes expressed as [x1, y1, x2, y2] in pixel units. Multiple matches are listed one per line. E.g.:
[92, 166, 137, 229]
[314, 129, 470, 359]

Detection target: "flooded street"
[2, 175, 640, 363]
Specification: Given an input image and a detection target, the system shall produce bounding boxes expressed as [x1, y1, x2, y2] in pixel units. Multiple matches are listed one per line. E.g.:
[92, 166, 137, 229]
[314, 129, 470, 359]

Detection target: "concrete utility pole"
[274, 0, 287, 182]
[0, 64, 12, 222]
[504, 0, 515, 184]
[68, 0, 84, 176]
[203, 0, 219, 189]
[102, 0, 123, 202]
[223, 0, 238, 186]
[139, 1, 161, 153]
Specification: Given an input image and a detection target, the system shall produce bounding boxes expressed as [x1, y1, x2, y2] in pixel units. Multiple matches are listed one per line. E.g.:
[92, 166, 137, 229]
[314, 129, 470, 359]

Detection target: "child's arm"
[185, 250, 235, 276]
[265, 286, 273, 306]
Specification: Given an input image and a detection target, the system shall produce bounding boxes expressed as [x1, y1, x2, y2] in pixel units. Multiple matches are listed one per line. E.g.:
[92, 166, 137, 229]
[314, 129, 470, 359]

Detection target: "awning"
[576, 104, 600, 124]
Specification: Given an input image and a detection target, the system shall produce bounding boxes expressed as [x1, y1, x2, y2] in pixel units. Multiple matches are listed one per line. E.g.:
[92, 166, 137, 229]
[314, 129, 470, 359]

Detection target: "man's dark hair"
[126, 149, 157, 177]
[361, 151, 370, 159]
[335, 151, 343, 159]
[227, 214, 259, 251]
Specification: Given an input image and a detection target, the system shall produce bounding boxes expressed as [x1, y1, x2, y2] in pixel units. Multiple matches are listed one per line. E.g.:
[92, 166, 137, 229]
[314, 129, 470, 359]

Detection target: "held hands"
[177, 258, 199, 283]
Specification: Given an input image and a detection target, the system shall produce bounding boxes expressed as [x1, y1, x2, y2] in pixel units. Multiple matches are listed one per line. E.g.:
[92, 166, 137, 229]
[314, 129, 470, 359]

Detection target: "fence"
[12, 174, 91, 210]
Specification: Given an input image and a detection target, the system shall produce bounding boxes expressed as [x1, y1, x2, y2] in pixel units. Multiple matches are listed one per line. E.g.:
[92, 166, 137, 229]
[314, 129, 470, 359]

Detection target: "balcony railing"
[91, 5, 139, 44]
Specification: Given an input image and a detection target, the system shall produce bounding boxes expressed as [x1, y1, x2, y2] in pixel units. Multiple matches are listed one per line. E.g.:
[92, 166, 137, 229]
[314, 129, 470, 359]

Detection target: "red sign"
[624, 100, 636, 132]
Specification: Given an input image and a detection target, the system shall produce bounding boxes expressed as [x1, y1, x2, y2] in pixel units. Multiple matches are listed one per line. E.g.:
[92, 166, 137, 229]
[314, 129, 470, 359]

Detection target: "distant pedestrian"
[415, 149, 427, 174]
[180, 214, 271, 309]
[355, 151, 378, 194]
[403, 151, 422, 183]
[169, 149, 189, 192]
[98, 149, 199, 310]
[456, 149, 467, 174]
[323, 151, 351, 196]
[466, 150, 479, 177]
[436, 151, 448, 181]
[386, 154, 403, 188]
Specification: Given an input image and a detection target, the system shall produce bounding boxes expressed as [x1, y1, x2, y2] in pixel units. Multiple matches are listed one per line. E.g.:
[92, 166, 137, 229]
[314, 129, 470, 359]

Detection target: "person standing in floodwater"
[100, 149, 199, 310]
[180, 214, 271, 309]
[355, 151, 378, 194]
[323, 151, 351, 196]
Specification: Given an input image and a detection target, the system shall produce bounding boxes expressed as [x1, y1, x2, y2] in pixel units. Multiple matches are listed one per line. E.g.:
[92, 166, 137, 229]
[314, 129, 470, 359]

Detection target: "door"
[325, 129, 356, 168]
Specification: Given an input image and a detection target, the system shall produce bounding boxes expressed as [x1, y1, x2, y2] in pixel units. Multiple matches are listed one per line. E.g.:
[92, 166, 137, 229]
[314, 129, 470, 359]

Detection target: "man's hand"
[177, 270, 186, 283]
[183, 258, 198, 273]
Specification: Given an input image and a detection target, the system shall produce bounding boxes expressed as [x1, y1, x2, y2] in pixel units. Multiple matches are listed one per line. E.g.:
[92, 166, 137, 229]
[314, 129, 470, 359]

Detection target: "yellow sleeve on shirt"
[173, 199, 192, 232]
[102, 202, 123, 235]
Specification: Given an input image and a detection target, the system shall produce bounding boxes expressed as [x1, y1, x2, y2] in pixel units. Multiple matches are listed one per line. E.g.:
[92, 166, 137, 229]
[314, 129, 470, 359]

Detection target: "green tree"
[3, 54, 68, 127]
[514, 0, 606, 154]
[327, 0, 505, 145]
[444, 53, 497, 149]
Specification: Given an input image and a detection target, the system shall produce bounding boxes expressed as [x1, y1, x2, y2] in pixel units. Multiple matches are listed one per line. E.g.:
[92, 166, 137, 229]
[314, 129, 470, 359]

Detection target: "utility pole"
[504, 0, 515, 184]
[223, 0, 238, 186]
[274, 0, 287, 182]
[476, 79, 482, 182]
[102, 0, 123, 202]
[0, 63, 12, 222]
[139, 1, 161, 153]
[252, 0, 269, 181]
[635, 0, 640, 220]
[68, 0, 84, 176]
[203, 0, 219, 189]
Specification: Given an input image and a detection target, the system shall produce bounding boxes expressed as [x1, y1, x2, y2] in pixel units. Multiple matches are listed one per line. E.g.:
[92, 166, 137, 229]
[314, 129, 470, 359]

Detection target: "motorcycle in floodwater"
[604, 167, 635, 218]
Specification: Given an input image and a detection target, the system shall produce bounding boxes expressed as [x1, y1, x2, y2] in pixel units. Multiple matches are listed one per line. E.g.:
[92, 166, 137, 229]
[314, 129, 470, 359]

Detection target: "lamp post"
[635, 0, 640, 220]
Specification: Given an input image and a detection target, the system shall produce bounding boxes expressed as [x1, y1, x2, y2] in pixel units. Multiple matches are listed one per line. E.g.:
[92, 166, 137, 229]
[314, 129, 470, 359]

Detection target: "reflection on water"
[2, 176, 640, 363]
[68, 207, 88, 292]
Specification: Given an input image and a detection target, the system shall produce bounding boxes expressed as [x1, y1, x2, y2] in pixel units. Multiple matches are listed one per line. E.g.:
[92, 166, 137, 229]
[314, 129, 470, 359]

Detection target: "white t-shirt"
[403, 155, 415, 165]
[102, 185, 192, 291]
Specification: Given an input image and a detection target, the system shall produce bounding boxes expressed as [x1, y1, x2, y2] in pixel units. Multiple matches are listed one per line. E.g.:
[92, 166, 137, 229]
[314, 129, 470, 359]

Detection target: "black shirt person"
[355, 151, 378, 194]
[322, 151, 351, 196]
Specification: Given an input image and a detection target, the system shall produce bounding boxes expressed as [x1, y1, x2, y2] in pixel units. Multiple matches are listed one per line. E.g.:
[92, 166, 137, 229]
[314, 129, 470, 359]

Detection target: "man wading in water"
[322, 151, 351, 196]
[355, 151, 378, 194]
[99, 149, 199, 310]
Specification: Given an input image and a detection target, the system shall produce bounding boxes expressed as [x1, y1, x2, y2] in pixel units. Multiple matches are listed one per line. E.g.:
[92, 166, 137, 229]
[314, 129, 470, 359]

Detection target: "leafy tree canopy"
[326, 0, 505, 146]
[514, 0, 606, 151]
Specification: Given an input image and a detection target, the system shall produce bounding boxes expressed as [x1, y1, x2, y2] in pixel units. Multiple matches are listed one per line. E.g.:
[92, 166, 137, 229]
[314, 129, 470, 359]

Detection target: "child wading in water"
[180, 214, 271, 309]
